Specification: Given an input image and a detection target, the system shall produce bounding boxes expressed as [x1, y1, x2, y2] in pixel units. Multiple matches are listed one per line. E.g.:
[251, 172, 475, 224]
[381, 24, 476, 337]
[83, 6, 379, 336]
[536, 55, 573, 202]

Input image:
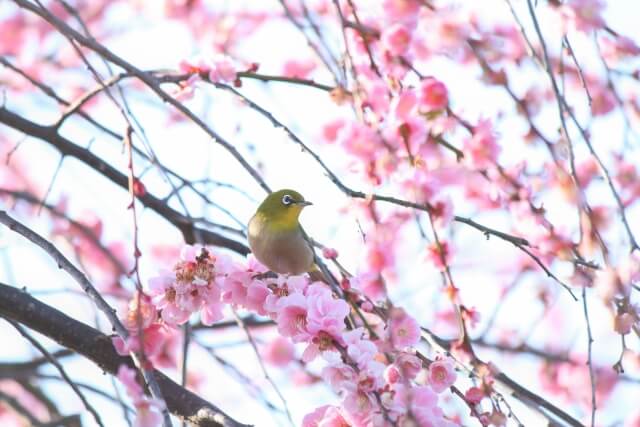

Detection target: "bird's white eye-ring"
[282, 194, 293, 205]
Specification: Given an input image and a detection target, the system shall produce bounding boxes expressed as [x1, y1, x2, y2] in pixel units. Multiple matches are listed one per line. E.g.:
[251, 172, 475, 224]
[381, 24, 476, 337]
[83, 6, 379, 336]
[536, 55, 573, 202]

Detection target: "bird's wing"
[298, 224, 315, 252]
[299, 225, 331, 283]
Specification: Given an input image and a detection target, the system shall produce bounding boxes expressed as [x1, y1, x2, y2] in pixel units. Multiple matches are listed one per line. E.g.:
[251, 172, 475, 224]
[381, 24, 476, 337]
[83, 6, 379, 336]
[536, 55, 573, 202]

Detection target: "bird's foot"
[251, 271, 278, 280]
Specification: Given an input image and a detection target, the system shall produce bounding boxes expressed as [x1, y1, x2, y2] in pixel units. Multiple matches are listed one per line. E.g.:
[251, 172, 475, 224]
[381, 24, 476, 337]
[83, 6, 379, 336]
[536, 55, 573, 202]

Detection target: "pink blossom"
[429, 196, 453, 230]
[382, 0, 421, 24]
[362, 78, 390, 116]
[352, 272, 387, 301]
[282, 59, 316, 79]
[322, 355, 358, 392]
[112, 323, 168, 359]
[221, 271, 250, 306]
[245, 280, 270, 315]
[614, 312, 635, 335]
[393, 89, 417, 120]
[264, 275, 308, 313]
[382, 23, 412, 56]
[322, 119, 346, 143]
[336, 121, 382, 161]
[410, 386, 441, 424]
[384, 365, 401, 384]
[418, 77, 448, 112]
[428, 359, 456, 393]
[201, 284, 224, 325]
[357, 360, 386, 392]
[322, 247, 339, 259]
[619, 254, 640, 284]
[175, 283, 206, 312]
[540, 361, 617, 406]
[148, 246, 223, 325]
[562, 0, 606, 32]
[391, 117, 428, 157]
[302, 405, 348, 427]
[464, 119, 500, 169]
[239, 254, 264, 273]
[343, 328, 378, 368]
[341, 390, 376, 426]
[594, 267, 624, 301]
[262, 336, 295, 367]
[382, 383, 409, 420]
[117, 365, 143, 398]
[491, 25, 526, 62]
[306, 284, 350, 338]
[600, 36, 640, 62]
[465, 386, 484, 405]
[389, 308, 420, 349]
[590, 85, 616, 116]
[625, 412, 640, 427]
[179, 56, 210, 75]
[395, 352, 422, 379]
[117, 365, 165, 427]
[489, 410, 507, 427]
[302, 405, 329, 427]
[148, 270, 190, 325]
[123, 293, 157, 331]
[576, 157, 600, 186]
[133, 399, 164, 427]
[170, 74, 199, 101]
[208, 56, 237, 83]
[0, 380, 50, 424]
[276, 292, 310, 342]
[426, 241, 451, 272]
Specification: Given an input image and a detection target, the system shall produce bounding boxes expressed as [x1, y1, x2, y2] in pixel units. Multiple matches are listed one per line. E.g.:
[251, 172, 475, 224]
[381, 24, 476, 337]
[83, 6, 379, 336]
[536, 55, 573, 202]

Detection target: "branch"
[0, 106, 249, 255]
[5, 319, 105, 427]
[0, 210, 174, 422]
[421, 328, 583, 427]
[0, 389, 43, 426]
[12, 0, 270, 195]
[0, 283, 250, 427]
[0, 349, 74, 378]
[211, 83, 577, 300]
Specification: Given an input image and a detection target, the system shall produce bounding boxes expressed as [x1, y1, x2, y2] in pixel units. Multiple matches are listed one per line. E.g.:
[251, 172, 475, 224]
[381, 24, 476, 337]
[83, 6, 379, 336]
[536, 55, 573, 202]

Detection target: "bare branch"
[4, 319, 106, 427]
[0, 211, 172, 423]
[0, 282, 250, 427]
[0, 106, 250, 255]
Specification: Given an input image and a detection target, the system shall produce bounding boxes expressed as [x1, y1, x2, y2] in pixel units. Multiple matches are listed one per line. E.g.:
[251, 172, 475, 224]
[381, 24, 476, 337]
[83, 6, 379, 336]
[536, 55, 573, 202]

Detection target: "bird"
[248, 189, 322, 279]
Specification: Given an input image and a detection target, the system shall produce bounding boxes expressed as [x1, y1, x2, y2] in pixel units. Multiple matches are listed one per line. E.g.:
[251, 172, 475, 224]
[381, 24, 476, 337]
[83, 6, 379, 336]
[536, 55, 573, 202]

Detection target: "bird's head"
[255, 189, 312, 227]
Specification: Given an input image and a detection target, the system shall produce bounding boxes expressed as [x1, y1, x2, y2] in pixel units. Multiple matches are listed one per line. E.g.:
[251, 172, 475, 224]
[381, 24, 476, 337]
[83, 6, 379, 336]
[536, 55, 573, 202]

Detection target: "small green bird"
[248, 189, 317, 276]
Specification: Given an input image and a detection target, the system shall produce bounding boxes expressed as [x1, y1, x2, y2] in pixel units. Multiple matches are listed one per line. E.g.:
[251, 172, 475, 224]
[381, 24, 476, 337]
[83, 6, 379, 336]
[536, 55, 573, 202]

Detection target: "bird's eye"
[282, 194, 293, 205]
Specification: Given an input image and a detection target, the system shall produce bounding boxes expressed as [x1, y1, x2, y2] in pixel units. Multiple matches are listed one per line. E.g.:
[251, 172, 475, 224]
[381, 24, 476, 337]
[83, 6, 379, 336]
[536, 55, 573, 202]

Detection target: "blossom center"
[166, 287, 177, 302]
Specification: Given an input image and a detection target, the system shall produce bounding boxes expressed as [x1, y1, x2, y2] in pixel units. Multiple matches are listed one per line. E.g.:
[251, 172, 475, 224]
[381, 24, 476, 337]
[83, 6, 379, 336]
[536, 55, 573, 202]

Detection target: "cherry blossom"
[427, 358, 457, 393]
[117, 365, 165, 427]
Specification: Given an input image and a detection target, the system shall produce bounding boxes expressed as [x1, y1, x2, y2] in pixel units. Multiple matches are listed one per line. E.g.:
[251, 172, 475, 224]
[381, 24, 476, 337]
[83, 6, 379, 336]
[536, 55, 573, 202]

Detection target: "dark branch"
[0, 282, 250, 427]
[0, 106, 249, 255]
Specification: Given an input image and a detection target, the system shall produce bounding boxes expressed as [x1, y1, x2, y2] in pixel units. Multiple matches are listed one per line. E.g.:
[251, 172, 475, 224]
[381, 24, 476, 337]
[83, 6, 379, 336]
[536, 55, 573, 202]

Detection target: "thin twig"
[232, 310, 294, 426]
[0, 389, 44, 426]
[582, 286, 596, 427]
[5, 318, 106, 427]
[13, 0, 270, 194]
[0, 211, 171, 426]
[214, 82, 578, 300]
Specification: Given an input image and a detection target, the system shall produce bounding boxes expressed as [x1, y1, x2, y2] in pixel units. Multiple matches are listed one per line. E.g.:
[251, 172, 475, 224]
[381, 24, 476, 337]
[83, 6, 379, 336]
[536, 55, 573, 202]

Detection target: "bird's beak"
[296, 200, 313, 207]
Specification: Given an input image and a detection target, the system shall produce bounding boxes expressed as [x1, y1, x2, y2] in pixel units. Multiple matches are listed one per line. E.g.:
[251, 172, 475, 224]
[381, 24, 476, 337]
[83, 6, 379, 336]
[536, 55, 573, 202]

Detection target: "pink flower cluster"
[148, 245, 226, 326]
[172, 55, 238, 100]
[312, 326, 457, 426]
[123, 245, 460, 426]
